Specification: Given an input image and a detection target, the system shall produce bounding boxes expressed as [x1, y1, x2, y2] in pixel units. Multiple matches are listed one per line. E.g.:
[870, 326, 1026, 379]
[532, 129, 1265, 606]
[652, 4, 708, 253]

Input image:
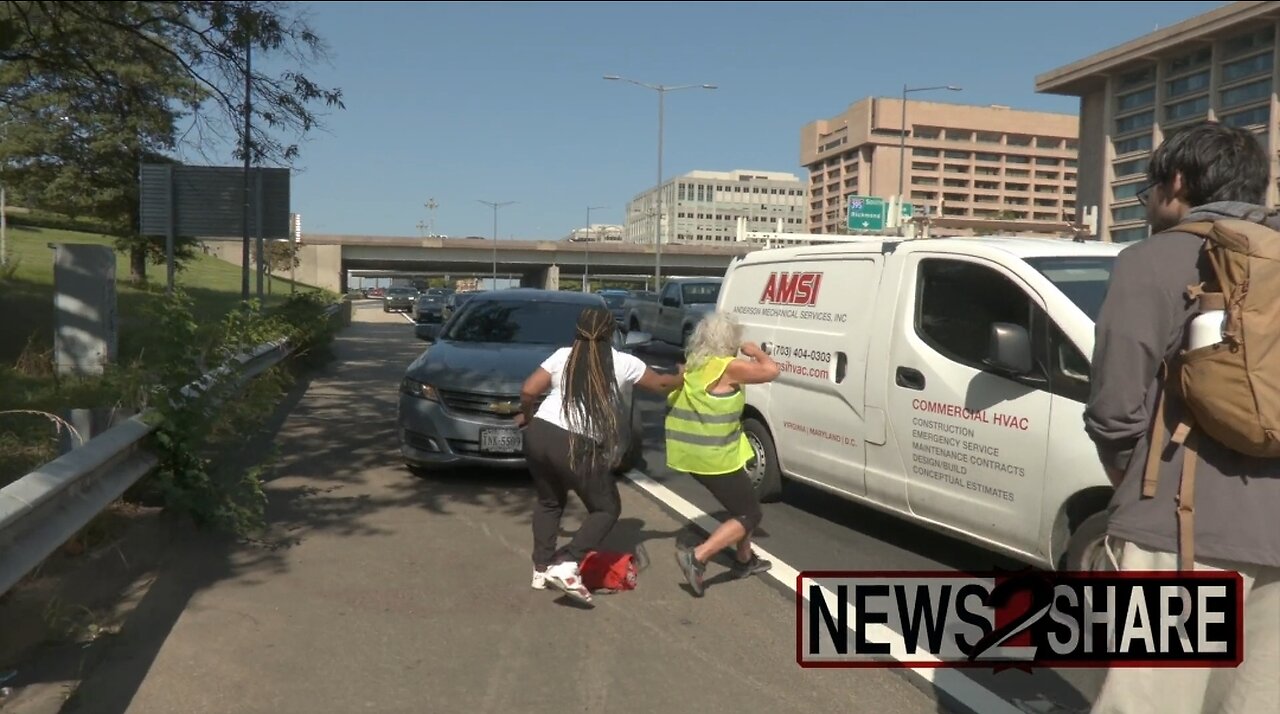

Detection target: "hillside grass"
[0, 224, 329, 485]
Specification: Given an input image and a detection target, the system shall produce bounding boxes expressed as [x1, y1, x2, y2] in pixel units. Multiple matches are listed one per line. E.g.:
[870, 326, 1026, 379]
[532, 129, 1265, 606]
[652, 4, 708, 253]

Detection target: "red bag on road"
[579, 548, 645, 593]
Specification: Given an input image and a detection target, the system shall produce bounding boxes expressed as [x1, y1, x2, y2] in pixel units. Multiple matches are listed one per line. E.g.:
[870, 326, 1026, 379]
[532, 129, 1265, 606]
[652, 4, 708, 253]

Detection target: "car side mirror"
[625, 331, 652, 349]
[415, 323, 440, 343]
[662, 297, 679, 308]
[985, 322, 1033, 376]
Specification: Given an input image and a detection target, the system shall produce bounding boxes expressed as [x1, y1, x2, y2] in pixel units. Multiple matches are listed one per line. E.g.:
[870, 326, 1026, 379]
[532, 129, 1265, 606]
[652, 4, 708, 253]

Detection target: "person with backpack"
[516, 306, 681, 607]
[1084, 120, 1279, 714]
[667, 312, 781, 597]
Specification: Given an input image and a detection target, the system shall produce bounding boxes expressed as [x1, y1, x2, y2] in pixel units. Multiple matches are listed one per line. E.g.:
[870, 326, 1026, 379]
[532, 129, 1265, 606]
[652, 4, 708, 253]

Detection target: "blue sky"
[269, 1, 1227, 239]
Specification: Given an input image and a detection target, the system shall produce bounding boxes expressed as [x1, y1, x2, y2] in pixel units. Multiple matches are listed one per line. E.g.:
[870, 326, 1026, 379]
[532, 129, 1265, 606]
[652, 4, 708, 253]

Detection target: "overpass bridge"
[201, 234, 757, 293]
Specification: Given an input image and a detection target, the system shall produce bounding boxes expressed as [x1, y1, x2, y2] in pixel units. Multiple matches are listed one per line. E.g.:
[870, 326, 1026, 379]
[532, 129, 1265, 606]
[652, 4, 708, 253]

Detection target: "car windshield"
[1025, 256, 1115, 322]
[682, 283, 720, 304]
[388, 288, 416, 296]
[602, 294, 627, 308]
[442, 299, 592, 344]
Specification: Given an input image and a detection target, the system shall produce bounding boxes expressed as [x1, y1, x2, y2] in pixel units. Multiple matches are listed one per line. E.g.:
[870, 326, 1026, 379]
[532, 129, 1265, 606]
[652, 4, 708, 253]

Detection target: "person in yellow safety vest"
[667, 311, 781, 597]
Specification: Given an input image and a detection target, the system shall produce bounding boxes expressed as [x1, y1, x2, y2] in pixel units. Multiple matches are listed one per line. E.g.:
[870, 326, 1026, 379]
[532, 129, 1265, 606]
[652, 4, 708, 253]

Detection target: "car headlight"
[401, 377, 439, 401]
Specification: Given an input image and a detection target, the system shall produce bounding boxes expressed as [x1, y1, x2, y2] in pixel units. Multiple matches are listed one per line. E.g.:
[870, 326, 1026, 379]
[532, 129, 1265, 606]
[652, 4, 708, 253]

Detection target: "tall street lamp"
[583, 204, 606, 292]
[604, 75, 716, 287]
[478, 199, 515, 290]
[897, 84, 961, 236]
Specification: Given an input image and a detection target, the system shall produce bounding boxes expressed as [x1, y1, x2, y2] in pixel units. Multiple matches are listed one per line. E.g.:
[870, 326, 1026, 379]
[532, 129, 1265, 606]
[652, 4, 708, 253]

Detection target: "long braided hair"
[560, 306, 622, 472]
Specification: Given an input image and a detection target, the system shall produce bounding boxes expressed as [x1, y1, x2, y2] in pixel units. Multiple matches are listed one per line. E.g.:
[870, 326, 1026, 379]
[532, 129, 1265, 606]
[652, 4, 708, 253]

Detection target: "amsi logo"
[760, 272, 823, 306]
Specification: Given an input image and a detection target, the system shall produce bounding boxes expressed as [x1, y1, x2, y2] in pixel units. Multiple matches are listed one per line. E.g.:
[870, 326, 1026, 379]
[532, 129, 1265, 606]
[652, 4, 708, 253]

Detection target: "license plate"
[480, 428, 523, 453]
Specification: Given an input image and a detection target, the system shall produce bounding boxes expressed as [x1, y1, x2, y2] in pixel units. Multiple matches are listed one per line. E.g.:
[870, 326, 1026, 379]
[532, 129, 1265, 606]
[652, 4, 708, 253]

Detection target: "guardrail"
[0, 301, 349, 596]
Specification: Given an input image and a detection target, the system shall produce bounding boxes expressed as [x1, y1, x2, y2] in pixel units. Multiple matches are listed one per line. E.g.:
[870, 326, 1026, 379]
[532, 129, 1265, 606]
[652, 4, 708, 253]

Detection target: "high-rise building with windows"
[623, 169, 806, 245]
[800, 97, 1079, 235]
[1037, 1, 1280, 242]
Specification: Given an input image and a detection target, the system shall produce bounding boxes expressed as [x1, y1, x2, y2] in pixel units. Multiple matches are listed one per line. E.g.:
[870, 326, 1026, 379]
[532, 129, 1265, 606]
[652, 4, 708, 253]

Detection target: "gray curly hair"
[684, 311, 743, 369]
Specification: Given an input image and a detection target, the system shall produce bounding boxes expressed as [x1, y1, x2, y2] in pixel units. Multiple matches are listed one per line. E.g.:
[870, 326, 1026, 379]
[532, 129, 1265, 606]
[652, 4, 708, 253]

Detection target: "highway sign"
[846, 195, 886, 231]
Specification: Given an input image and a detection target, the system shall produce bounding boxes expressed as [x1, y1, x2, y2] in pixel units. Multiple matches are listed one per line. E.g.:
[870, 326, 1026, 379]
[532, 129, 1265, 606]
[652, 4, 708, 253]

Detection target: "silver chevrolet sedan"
[398, 289, 650, 475]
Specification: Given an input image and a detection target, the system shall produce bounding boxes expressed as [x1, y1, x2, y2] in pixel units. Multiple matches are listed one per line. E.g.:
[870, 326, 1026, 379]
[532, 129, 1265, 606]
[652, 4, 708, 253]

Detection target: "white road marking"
[622, 467, 1025, 714]
[400, 312, 416, 324]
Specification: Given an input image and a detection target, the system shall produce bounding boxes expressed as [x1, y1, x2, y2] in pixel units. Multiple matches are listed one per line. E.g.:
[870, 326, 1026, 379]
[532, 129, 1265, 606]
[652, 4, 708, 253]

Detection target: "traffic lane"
[74, 304, 939, 714]
[626, 347, 1102, 714]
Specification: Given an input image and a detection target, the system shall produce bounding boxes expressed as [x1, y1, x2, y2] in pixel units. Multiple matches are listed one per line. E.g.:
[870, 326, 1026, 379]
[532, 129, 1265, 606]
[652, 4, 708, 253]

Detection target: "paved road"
[61, 301, 940, 714]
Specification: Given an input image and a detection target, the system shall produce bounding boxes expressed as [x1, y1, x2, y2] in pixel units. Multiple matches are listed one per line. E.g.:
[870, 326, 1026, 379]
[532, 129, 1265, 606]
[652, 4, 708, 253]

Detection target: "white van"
[717, 234, 1125, 571]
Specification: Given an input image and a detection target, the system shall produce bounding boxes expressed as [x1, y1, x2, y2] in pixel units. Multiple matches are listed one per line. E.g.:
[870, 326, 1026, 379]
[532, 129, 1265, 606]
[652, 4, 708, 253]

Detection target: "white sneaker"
[531, 568, 548, 590]
[544, 561, 593, 606]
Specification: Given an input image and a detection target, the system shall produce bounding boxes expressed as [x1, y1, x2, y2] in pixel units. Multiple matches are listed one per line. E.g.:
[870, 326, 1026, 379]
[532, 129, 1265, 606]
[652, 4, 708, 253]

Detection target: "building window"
[1006, 182, 1030, 192]
[977, 132, 1002, 144]
[1220, 77, 1272, 109]
[1114, 181, 1148, 200]
[1117, 87, 1156, 112]
[912, 161, 938, 172]
[1007, 155, 1031, 164]
[1036, 171, 1060, 181]
[945, 164, 970, 174]
[915, 126, 942, 140]
[1112, 204, 1146, 223]
[948, 130, 974, 142]
[1167, 46, 1212, 75]
[975, 152, 1001, 162]
[1112, 226, 1150, 243]
[945, 150, 971, 160]
[975, 181, 1000, 190]
[1066, 139, 1079, 150]
[915, 177, 939, 186]
[1166, 70, 1210, 98]
[1165, 95, 1210, 122]
[1222, 51, 1273, 83]
[1035, 157, 1061, 166]
[1035, 136, 1063, 149]
[1221, 27, 1274, 60]
[1006, 169, 1031, 177]
[1114, 134, 1153, 155]
[975, 166, 1001, 176]
[1114, 157, 1149, 178]
[913, 147, 940, 157]
[944, 178, 970, 188]
[1117, 65, 1156, 91]
[1116, 110, 1155, 135]
[1007, 135, 1033, 147]
[1221, 105, 1271, 128]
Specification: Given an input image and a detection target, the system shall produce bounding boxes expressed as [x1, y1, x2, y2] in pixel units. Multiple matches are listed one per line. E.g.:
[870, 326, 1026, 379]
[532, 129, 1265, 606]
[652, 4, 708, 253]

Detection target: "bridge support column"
[519, 264, 559, 291]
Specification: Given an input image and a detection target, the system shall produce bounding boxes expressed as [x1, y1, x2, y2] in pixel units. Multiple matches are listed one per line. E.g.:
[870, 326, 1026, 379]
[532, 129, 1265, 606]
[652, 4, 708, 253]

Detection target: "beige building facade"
[800, 97, 1079, 235]
[624, 169, 806, 245]
[1037, 1, 1280, 242]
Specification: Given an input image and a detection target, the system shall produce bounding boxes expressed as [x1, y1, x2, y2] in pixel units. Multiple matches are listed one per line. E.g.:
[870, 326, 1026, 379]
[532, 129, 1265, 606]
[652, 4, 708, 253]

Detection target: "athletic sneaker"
[675, 547, 706, 597]
[532, 567, 548, 590]
[544, 561, 594, 607]
[731, 553, 772, 579]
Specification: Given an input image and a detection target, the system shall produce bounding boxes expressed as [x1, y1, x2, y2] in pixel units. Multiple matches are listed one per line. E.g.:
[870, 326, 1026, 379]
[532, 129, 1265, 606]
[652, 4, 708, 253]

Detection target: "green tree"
[0, 1, 345, 283]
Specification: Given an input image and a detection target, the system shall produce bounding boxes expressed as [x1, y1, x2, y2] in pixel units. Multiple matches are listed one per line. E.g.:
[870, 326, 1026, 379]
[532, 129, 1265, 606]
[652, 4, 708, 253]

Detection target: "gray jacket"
[1083, 201, 1280, 568]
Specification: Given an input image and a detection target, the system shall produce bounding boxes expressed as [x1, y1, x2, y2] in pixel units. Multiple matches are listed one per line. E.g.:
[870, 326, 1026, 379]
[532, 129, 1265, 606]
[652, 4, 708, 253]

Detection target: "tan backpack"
[1141, 216, 1280, 570]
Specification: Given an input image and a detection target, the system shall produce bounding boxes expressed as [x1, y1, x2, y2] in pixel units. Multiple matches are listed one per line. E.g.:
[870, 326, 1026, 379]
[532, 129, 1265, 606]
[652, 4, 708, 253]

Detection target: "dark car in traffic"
[414, 288, 454, 323]
[383, 286, 418, 313]
[398, 289, 650, 474]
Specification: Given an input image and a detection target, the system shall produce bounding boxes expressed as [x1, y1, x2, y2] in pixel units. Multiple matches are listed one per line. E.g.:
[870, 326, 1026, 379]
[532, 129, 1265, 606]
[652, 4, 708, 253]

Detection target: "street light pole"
[897, 84, 962, 236]
[478, 199, 514, 290]
[604, 75, 716, 288]
[584, 204, 606, 292]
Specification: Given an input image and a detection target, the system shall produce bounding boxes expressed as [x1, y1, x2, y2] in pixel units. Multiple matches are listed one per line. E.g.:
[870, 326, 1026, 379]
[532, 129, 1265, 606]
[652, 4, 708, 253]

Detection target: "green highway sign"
[902, 202, 914, 219]
[846, 195, 886, 231]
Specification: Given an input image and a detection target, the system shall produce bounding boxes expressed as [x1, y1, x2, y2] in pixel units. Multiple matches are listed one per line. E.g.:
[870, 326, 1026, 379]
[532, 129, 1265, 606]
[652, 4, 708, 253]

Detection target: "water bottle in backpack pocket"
[1187, 309, 1226, 351]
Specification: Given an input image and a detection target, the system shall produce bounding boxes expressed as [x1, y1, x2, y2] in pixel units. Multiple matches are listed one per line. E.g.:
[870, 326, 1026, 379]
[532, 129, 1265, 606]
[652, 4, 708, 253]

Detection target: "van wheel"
[1064, 511, 1112, 571]
[743, 418, 782, 503]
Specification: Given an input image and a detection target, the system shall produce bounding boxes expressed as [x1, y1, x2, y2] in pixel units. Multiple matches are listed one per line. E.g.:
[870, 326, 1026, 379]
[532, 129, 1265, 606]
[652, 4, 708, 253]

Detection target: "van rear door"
[884, 252, 1052, 555]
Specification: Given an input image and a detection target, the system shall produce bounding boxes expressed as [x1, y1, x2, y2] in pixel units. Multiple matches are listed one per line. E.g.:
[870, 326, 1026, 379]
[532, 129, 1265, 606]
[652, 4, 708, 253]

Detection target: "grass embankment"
[0, 224, 327, 486]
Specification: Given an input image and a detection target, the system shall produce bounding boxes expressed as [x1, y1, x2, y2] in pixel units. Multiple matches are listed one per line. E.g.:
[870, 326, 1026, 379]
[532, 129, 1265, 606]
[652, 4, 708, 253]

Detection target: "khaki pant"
[1090, 538, 1280, 714]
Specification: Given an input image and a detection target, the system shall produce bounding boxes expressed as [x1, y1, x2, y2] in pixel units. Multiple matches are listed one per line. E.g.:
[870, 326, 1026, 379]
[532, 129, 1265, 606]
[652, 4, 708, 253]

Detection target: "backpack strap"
[1141, 362, 1194, 500]
[1177, 430, 1199, 571]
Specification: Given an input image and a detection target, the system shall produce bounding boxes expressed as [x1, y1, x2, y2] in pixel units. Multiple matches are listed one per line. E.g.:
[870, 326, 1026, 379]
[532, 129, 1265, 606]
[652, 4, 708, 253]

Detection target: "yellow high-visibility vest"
[665, 356, 753, 476]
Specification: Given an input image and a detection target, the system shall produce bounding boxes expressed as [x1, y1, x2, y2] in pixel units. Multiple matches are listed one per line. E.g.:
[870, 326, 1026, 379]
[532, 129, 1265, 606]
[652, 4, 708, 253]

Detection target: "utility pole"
[478, 200, 514, 290]
[426, 198, 438, 237]
[240, 3, 253, 300]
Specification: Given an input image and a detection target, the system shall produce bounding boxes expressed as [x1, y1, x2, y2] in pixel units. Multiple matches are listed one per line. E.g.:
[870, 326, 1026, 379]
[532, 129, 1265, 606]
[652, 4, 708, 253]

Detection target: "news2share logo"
[797, 570, 1244, 670]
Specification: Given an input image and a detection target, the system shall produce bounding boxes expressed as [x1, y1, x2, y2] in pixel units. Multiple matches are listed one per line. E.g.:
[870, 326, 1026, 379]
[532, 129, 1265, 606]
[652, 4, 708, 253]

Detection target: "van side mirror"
[662, 296, 680, 308]
[415, 323, 440, 343]
[985, 323, 1032, 375]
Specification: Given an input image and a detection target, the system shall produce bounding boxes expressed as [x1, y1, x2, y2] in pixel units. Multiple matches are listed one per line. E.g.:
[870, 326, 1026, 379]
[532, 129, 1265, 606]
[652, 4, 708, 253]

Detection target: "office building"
[1037, 1, 1280, 242]
[800, 97, 1079, 235]
[623, 169, 806, 245]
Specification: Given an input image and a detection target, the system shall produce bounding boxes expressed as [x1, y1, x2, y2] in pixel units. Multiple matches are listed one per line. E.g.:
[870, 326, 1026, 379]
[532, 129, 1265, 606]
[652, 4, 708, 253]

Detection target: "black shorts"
[690, 468, 763, 532]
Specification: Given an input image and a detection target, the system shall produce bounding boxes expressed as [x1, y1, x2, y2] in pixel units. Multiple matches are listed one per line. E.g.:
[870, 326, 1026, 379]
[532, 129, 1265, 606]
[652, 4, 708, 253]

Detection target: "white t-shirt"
[534, 346, 647, 438]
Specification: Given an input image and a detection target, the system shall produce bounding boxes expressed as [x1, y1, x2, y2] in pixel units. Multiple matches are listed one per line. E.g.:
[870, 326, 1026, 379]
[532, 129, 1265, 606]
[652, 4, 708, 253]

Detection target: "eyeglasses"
[1135, 181, 1159, 206]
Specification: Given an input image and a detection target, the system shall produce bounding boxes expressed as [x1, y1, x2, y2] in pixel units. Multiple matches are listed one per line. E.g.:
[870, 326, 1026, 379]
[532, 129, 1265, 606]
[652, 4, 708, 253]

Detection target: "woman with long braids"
[517, 305, 681, 606]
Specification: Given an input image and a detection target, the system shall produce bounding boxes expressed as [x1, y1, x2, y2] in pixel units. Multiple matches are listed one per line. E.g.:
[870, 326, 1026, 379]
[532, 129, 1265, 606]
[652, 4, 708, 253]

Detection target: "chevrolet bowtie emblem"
[490, 401, 519, 415]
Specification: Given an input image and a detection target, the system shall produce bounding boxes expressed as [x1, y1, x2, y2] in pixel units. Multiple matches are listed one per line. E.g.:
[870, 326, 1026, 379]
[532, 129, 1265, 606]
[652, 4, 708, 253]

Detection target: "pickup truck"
[622, 277, 722, 347]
